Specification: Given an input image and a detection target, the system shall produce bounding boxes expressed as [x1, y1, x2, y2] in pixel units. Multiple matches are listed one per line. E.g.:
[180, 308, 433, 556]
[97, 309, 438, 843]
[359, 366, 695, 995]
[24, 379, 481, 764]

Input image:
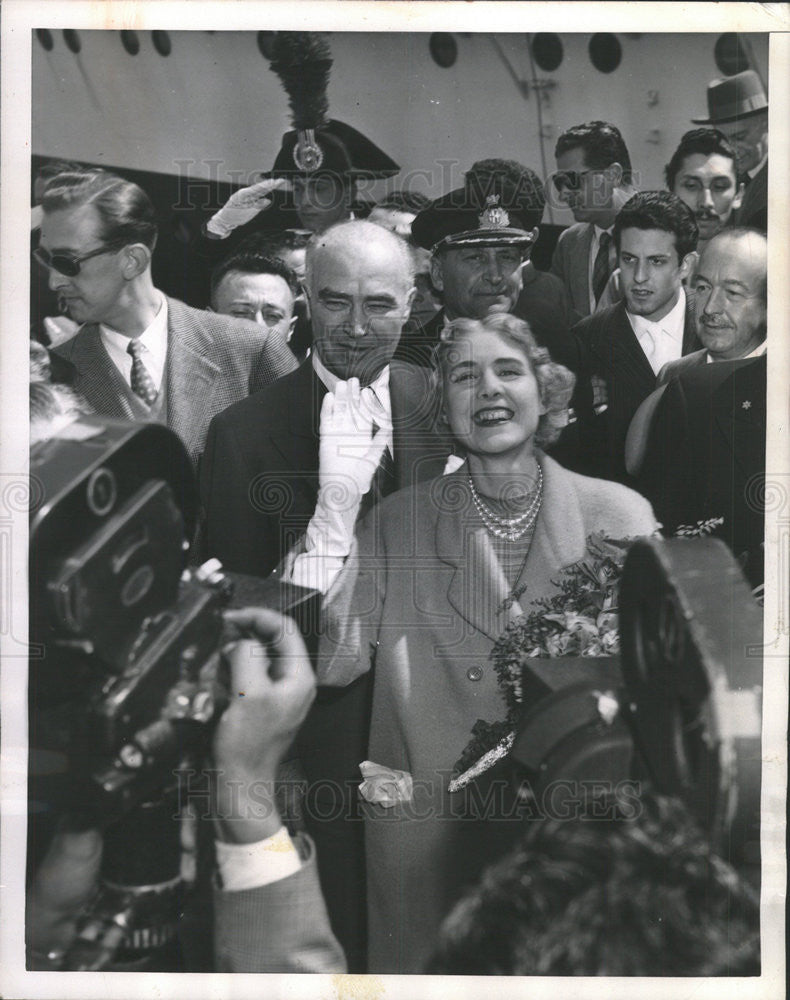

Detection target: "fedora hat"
[691, 69, 768, 125]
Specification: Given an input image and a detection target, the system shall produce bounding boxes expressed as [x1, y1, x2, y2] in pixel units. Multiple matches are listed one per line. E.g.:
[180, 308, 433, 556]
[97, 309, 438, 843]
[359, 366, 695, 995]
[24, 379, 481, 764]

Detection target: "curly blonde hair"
[434, 313, 575, 449]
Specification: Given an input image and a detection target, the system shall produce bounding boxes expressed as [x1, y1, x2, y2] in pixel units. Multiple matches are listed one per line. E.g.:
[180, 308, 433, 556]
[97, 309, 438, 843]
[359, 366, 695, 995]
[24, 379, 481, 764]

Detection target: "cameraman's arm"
[212, 608, 346, 973]
[26, 827, 102, 969]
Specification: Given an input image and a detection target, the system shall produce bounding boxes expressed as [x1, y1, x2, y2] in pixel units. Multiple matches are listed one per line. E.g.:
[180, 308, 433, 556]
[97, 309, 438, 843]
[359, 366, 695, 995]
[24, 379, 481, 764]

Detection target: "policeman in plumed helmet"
[205, 32, 400, 243]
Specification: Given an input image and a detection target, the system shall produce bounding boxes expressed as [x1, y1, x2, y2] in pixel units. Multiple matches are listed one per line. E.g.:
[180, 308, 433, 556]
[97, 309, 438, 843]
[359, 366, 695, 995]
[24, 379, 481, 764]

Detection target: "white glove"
[288, 379, 389, 593]
[205, 178, 290, 239]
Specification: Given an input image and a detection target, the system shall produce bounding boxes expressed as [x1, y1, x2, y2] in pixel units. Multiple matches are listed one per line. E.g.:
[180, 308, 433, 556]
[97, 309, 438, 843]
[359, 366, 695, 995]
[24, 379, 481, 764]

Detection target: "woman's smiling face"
[442, 327, 545, 460]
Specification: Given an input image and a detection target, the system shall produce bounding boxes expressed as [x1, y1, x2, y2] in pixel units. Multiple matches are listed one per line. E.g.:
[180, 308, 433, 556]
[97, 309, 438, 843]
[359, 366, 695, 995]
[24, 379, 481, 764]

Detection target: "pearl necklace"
[468, 466, 543, 541]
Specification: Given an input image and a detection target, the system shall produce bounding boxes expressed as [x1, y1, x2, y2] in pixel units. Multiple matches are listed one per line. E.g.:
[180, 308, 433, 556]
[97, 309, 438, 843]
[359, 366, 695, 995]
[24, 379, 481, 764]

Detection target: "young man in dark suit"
[570, 191, 701, 484]
[42, 169, 296, 469]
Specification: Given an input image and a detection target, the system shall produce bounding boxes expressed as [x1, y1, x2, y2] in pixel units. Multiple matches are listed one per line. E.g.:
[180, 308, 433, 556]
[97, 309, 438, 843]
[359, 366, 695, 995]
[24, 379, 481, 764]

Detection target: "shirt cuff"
[216, 826, 301, 891]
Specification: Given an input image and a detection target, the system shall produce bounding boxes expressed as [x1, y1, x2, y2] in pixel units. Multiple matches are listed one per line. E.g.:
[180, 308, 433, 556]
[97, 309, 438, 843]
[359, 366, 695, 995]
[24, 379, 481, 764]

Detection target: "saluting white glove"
[289, 379, 389, 593]
[205, 177, 290, 239]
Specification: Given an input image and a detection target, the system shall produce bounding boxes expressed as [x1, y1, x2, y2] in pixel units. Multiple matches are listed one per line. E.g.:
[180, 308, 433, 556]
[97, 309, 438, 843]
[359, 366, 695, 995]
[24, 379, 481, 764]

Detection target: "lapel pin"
[742, 400, 752, 410]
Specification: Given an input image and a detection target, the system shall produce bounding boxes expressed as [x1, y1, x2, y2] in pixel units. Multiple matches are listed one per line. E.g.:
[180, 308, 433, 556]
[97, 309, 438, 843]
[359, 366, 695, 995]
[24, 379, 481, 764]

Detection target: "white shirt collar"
[312, 351, 391, 401]
[628, 286, 686, 339]
[628, 287, 687, 376]
[706, 341, 767, 363]
[100, 294, 168, 390]
[748, 152, 768, 180]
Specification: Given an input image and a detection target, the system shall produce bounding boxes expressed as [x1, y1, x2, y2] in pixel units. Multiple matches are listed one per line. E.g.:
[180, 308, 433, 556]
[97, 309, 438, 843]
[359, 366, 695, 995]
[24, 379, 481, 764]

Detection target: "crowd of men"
[28, 61, 768, 975]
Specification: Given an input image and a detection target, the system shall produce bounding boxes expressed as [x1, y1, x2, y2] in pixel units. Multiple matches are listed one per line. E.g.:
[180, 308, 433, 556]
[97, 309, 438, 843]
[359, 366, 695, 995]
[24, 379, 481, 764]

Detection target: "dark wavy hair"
[555, 120, 633, 184]
[665, 128, 738, 191]
[614, 190, 699, 262]
[434, 313, 575, 450]
[210, 238, 299, 304]
[427, 792, 760, 976]
[41, 168, 158, 251]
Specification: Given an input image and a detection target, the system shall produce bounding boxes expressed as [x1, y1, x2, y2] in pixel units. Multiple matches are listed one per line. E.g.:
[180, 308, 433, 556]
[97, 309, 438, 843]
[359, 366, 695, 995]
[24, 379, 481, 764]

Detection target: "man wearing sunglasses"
[41, 168, 296, 469]
[549, 121, 638, 325]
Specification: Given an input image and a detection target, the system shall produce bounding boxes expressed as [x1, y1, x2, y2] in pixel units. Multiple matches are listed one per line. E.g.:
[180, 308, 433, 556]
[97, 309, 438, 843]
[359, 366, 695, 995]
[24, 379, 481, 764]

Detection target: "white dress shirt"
[312, 352, 393, 455]
[215, 826, 301, 891]
[100, 294, 168, 390]
[628, 287, 687, 376]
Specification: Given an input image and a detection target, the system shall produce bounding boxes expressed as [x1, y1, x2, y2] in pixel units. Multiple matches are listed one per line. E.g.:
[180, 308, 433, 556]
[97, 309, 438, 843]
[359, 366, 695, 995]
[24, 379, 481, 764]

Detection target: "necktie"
[592, 231, 613, 305]
[127, 339, 158, 406]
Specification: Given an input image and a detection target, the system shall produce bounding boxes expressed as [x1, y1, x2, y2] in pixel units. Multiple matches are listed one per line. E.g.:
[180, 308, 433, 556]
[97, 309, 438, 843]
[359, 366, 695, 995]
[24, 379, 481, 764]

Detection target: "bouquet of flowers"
[449, 519, 724, 792]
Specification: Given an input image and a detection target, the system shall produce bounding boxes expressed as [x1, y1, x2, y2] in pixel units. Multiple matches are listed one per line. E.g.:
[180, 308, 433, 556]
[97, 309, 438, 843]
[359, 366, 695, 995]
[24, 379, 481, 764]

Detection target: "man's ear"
[405, 285, 417, 314]
[606, 161, 624, 188]
[429, 254, 444, 293]
[286, 313, 298, 343]
[732, 181, 746, 213]
[302, 284, 313, 321]
[121, 244, 151, 280]
[679, 251, 697, 282]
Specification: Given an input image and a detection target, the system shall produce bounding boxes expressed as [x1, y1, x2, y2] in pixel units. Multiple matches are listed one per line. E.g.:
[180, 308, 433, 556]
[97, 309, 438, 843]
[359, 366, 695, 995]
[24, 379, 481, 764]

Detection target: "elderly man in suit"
[549, 121, 638, 324]
[42, 169, 296, 469]
[636, 230, 767, 587]
[199, 219, 450, 971]
[625, 229, 766, 476]
[691, 70, 768, 232]
[570, 191, 701, 485]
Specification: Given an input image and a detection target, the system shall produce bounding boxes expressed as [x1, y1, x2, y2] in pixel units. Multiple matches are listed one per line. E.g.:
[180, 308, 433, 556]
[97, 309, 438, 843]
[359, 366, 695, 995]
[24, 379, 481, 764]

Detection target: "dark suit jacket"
[638, 355, 766, 586]
[736, 160, 768, 232]
[550, 221, 595, 324]
[571, 296, 701, 483]
[199, 358, 451, 579]
[53, 296, 297, 468]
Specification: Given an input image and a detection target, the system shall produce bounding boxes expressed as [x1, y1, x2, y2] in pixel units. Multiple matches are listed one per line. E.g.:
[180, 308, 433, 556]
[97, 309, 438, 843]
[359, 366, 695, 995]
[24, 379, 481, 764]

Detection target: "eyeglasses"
[550, 168, 606, 193]
[32, 242, 123, 277]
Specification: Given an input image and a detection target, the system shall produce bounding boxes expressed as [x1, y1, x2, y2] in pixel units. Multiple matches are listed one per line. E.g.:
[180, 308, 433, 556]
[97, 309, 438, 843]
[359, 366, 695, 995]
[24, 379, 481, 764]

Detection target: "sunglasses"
[32, 242, 124, 277]
[550, 168, 606, 193]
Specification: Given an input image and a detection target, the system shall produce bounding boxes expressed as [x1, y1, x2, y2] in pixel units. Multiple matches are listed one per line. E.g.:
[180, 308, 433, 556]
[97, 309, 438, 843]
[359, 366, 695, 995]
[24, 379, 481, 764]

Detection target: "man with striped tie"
[42, 168, 296, 469]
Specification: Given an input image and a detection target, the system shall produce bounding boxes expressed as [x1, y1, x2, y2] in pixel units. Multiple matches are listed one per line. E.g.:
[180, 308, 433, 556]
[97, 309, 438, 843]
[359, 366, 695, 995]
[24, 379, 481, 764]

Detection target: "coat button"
[467, 665, 484, 682]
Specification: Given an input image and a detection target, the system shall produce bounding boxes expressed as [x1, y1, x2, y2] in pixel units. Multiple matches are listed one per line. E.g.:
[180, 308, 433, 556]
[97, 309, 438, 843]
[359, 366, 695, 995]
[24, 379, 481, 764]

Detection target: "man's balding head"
[693, 228, 767, 360]
[304, 221, 416, 382]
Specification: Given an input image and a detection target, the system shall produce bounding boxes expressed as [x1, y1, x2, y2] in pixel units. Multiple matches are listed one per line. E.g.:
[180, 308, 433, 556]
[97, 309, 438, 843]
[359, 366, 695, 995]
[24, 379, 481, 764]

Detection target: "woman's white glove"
[205, 177, 290, 239]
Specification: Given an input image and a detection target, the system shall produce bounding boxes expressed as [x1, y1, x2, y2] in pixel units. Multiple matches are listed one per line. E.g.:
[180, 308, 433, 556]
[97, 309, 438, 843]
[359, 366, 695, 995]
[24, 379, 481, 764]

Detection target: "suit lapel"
[165, 299, 222, 457]
[69, 325, 138, 419]
[713, 356, 766, 483]
[266, 361, 323, 473]
[435, 477, 522, 641]
[611, 304, 656, 389]
[572, 225, 594, 314]
[435, 459, 586, 642]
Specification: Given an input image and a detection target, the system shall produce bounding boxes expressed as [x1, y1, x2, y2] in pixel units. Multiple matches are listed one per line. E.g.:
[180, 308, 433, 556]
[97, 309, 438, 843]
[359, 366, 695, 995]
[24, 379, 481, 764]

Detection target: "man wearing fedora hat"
[692, 69, 768, 231]
[401, 159, 574, 369]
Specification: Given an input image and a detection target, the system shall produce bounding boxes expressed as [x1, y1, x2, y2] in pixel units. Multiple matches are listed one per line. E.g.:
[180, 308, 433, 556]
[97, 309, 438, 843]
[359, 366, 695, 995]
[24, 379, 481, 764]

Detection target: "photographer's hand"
[26, 827, 102, 965]
[212, 608, 315, 844]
